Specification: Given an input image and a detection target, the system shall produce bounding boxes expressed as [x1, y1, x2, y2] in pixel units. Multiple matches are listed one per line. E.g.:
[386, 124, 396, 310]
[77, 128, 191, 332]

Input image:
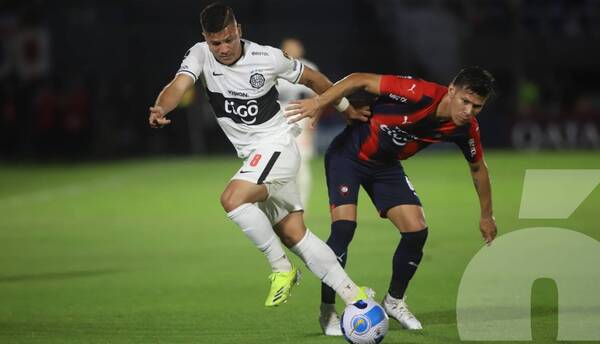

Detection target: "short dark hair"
[451, 66, 496, 98]
[200, 2, 237, 33]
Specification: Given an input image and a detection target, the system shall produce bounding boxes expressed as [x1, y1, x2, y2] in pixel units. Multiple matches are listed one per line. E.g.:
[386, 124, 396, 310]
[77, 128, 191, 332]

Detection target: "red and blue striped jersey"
[347, 75, 484, 164]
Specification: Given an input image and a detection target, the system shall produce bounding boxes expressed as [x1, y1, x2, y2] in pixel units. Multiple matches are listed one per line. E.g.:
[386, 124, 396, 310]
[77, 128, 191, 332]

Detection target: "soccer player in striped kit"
[286, 67, 498, 334]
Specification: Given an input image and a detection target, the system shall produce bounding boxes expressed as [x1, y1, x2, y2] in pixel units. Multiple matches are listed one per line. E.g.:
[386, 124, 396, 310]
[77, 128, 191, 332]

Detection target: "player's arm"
[148, 73, 195, 128]
[286, 73, 380, 124]
[468, 158, 497, 245]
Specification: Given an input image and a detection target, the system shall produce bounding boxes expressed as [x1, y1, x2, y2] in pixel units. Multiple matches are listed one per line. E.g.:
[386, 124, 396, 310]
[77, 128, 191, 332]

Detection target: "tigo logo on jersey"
[224, 100, 259, 124]
[249, 73, 265, 89]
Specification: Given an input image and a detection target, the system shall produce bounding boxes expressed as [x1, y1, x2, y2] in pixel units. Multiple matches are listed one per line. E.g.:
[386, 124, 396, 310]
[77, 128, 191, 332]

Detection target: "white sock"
[298, 157, 312, 207]
[290, 229, 361, 305]
[227, 203, 292, 272]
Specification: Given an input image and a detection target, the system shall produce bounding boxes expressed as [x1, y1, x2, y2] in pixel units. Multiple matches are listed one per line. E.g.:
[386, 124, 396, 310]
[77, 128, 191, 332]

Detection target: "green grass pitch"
[0, 151, 598, 343]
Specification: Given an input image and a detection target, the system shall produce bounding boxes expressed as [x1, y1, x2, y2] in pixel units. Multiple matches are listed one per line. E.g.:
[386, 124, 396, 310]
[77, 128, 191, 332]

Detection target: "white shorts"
[231, 134, 303, 225]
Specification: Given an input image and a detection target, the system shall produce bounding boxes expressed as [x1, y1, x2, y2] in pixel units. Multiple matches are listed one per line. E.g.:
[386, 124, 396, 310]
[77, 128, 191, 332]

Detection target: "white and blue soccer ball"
[340, 299, 389, 344]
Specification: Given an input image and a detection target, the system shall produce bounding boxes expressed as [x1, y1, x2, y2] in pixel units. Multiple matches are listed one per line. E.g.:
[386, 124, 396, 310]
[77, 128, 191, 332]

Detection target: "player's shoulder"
[184, 42, 209, 59]
[385, 74, 441, 85]
[300, 58, 317, 71]
[390, 74, 417, 80]
[243, 39, 277, 59]
[453, 117, 481, 140]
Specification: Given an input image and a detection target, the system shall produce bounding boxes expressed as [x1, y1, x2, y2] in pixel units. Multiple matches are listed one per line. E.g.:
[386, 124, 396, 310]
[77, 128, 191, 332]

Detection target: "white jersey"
[276, 58, 318, 103]
[177, 39, 304, 158]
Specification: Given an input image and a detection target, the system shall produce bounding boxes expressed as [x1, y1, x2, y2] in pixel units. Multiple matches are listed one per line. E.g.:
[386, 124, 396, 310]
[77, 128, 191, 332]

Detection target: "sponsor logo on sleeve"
[468, 138, 477, 157]
[389, 94, 408, 103]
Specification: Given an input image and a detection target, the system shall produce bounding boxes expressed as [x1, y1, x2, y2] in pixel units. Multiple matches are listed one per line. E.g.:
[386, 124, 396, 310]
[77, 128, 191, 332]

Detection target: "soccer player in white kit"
[148, 3, 371, 308]
[277, 38, 317, 208]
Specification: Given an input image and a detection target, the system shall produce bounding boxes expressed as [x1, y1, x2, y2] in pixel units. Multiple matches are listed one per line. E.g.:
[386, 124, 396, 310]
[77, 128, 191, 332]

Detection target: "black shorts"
[325, 149, 422, 218]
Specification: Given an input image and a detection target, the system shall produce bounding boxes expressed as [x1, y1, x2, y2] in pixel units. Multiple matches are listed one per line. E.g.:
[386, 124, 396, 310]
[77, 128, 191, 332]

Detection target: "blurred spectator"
[277, 37, 318, 207]
[14, 8, 50, 83]
[1, 1, 599, 160]
[61, 77, 91, 158]
[33, 79, 59, 157]
[516, 78, 542, 118]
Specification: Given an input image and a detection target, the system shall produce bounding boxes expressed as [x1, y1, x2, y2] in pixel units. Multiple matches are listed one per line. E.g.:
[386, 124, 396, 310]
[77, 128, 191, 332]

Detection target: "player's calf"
[388, 228, 428, 299]
[321, 220, 357, 304]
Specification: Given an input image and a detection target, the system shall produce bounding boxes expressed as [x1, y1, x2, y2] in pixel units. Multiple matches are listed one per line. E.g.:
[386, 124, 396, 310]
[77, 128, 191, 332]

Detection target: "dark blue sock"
[389, 228, 428, 299]
[321, 220, 357, 304]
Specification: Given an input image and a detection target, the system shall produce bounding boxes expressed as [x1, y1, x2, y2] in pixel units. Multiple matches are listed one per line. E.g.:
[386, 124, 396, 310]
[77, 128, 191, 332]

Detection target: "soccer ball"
[341, 299, 389, 344]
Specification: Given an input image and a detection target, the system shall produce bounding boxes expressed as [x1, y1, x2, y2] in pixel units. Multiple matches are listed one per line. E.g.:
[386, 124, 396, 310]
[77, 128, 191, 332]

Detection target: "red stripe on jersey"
[376, 108, 432, 127]
[420, 120, 456, 143]
[358, 125, 380, 161]
[379, 75, 439, 103]
[397, 141, 422, 160]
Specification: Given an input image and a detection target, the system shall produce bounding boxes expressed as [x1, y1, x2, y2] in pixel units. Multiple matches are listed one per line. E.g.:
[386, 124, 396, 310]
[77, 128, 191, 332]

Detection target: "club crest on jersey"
[339, 184, 350, 197]
[249, 73, 265, 89]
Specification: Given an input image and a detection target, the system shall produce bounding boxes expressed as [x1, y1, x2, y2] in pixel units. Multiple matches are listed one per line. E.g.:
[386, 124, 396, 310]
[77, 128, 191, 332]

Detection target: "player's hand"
[148, 106, 171, 128]
[480, 216, 497, 246]
[285, 97, 323, 128]
[343, 105, 371, 123]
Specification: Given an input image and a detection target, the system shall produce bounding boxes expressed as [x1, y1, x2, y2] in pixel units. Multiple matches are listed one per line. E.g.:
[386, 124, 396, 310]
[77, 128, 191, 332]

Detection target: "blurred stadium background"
[1, 0, 599, 158]
[1, 1, 599, 343]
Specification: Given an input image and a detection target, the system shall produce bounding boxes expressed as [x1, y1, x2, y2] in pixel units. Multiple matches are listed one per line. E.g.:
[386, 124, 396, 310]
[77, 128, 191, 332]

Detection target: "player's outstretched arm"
[149, 74, 194, 128]
[285, 73, 381, 125]
[469, 159, 497, 245]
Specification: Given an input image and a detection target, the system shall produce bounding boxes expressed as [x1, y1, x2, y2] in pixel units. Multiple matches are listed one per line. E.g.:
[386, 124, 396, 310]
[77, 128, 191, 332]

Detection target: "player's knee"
[279, 232, 299, 248]
[327, 220, 357, 250]
[220, 191, 244, 212]
[277, 224, 303, 248]
[399, 227, 428, 253]
[407, 217, 427, 232]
